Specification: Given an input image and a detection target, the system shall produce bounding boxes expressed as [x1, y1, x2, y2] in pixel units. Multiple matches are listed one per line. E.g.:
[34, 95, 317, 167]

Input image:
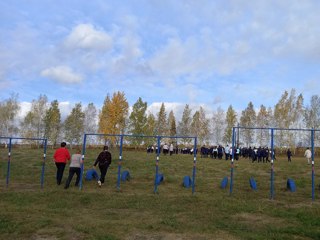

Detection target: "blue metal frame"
[0, 136, 48, 188]
[80, 133, 197, 194]
[117, 135, 124, 190]
[192, 137, 197, 194]
[311, 129, 315, 201]
[229, 127, 236, 195]
[231, 126, 317, 201]
[270, 128, 274, 200]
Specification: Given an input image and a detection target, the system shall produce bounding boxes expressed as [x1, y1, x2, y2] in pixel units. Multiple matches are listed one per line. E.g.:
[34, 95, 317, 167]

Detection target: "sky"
[1, 0, 320, 119]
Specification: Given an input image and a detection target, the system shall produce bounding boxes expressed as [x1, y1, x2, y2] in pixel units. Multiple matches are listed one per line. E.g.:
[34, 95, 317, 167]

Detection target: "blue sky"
[1, 0, 320, 118]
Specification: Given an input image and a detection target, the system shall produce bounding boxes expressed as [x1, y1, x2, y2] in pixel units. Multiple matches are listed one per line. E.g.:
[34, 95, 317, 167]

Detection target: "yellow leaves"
[98, 92, 129, 144]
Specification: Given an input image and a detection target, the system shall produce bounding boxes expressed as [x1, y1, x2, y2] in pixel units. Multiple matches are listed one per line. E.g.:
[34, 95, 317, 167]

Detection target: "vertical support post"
[311, 129, 315, 201]
[237, 123, 240, 147]
[79, 134, 87, 190]
[192, 137, 197, 194]
[6, 138, 12, 188]
[270, 128, 274, 200]
[117, 135, 124, 190]
[40, 139, 47, 189]
[154, 136, 161, 194]
[229, 127, 235, 195]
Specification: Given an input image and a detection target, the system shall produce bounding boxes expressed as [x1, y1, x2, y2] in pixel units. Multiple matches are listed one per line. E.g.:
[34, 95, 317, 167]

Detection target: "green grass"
[0, 147, 320, 239]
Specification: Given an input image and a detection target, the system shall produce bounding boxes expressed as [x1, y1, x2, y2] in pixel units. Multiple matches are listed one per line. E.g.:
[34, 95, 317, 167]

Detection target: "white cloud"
[41, 66, 83, 84]
[64, 23, 113, 51]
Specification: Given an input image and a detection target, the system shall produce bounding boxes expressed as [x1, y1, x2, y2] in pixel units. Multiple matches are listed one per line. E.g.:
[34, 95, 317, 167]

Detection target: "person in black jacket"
[93, 145, 112, 187]
[287, 148, 292, 162]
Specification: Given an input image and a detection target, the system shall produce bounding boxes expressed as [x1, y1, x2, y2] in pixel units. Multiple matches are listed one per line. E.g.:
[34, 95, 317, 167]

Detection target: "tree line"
[0, 89, 320, 148]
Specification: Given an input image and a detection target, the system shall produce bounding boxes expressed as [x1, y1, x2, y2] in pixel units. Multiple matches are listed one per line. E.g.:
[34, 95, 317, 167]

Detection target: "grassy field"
[0, 147, 320, 240]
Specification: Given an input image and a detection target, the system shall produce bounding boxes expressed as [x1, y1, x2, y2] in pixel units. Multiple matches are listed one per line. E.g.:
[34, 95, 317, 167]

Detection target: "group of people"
[147, 143, 177, 155]
[53, 142, 112, 189]
[54, 141, 314, 188]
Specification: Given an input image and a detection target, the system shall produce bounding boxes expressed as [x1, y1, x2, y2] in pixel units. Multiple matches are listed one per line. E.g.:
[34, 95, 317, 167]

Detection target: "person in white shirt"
[169, 143, 174, 156]
[163, 143, 169, 155]
[64, 148, 83, 189]
[304, 147, 312, 164]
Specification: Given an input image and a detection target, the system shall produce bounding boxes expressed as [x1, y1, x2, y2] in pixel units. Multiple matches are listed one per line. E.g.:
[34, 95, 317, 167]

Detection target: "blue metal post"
[154, 136, 161, 194]
[40, 139, 47, 189]
[270, 128, 274, 200]
[6, 138, 12, 188]
[229, 127, 235, 195]
[192, 137, 197, 194]
[79, 134, 87, 190]
[117, 135, 124, 190]
[311, 129, 315, 201]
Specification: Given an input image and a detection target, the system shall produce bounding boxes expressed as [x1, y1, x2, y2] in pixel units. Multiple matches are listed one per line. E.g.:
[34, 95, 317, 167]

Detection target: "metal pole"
[40, 139, 47, 189]
[117, 135, 124, 190]
[311, 129, 315, 201]
[230, 127, 235, 195]
[79, 134, 87, 190]
[154, 136, 161, 193]
[237, 123, 240, 147]
[6, 138, 12, 188]
[192, 137, 197, 194]
[270, 128, 274, 200]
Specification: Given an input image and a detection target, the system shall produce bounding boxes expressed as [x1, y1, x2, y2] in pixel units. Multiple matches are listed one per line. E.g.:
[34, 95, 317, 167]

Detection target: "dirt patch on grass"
[233, 212, 291, 229]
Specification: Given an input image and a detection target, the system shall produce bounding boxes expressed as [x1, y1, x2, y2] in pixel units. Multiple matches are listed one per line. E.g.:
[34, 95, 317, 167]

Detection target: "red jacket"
[54, 147, 71, 163]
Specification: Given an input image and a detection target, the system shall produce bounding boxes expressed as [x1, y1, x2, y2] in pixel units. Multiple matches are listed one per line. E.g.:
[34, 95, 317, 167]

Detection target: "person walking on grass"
[304, 147, 312, 165]
[93, 145, 112, 187]
[287, 148, 292, 162]
[53, 142, 71, 185]
[64, 148, 83, 189]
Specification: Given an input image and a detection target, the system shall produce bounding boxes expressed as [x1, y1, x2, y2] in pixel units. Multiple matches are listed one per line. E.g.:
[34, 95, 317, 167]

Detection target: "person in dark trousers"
[64, 148, 83, 189]
[287, 148, 292, 162]
[53, 142, 71, 185]
[93, 145, 112, 187]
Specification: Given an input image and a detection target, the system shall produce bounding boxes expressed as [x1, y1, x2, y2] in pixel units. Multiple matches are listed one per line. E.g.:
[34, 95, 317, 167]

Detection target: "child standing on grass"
[64, 148, 83, 189]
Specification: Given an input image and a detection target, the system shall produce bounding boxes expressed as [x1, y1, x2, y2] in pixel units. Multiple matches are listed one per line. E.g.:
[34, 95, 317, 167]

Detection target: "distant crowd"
[147, 144, 278, 163]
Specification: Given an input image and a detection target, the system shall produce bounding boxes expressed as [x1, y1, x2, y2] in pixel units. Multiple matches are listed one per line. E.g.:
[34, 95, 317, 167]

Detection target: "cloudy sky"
[1, 0, 320, 118]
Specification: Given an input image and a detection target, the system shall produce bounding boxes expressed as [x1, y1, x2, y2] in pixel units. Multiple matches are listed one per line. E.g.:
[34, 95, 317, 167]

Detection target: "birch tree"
[64, 103, 85, 147]
[0, 93, 20, 137]
[168, 110, 177, 137]
[240, 102, 256, 147]
[304, 95, 320, 145]
[212, 107, 225, 145]
[44, 100, 61, 147]
[256, 105, 272, 146]
[84, 103, 98, 134]
[156, 103, 167, 136]
[145, 112, 157, 146]
[223, 105, 237, 145]
[20, 95, 48, 143]
[128, 97, 147, 146]
[178, 104, 192, 145]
